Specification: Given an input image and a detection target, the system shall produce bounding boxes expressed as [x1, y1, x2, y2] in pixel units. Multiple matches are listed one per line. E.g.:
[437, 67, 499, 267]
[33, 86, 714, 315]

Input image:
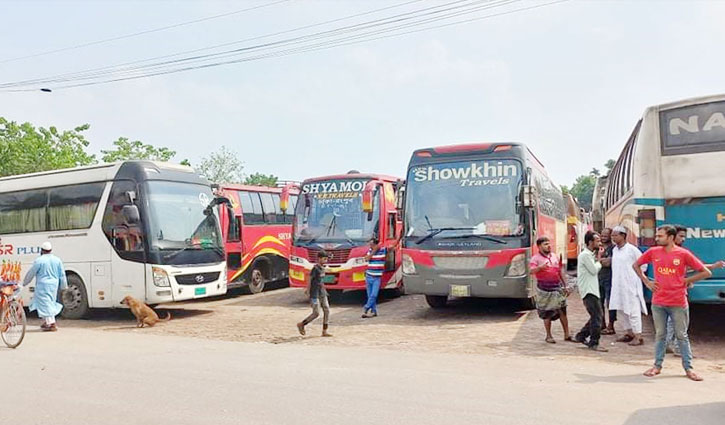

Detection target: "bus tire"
[248, 266, 267, 294]
[425, 295, 447, 309]
[60, 274, 90, 320]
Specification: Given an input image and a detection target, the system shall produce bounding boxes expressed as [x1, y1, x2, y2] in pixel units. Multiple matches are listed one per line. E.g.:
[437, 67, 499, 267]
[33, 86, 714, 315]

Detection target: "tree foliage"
[604, 159, 616, 173]
[570, 174, 596, 211]
[244, 173, 278, 187]
[101, 137, 176, 163]
[0, 117, 96, 178]
[197, 146, 245, 184]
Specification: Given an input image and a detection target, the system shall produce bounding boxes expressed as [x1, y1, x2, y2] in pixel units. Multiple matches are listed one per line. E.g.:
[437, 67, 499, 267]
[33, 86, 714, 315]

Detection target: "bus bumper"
[403, 266, 532, 299]
[688, 281, 725, 304]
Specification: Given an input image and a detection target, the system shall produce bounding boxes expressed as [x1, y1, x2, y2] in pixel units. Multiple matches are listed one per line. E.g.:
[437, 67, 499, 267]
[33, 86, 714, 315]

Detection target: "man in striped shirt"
[362, 238, 387, 318]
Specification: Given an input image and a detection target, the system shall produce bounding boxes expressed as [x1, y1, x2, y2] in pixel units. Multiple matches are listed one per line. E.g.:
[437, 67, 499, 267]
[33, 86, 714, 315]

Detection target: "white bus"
[604, 93, 725, 304]
[0, 161, 228, 318]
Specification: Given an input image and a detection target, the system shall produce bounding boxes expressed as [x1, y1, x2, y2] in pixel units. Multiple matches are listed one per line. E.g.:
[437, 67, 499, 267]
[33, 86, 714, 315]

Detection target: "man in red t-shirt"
[632, 225, 711, 381]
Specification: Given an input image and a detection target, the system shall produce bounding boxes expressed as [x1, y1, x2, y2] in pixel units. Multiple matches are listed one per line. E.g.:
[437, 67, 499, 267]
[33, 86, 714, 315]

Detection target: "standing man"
[608, 226, 648, 346]
[362, 238, 386, 318]
[633, 225, 711, 381]
[530, 236, 573, 344]
[574, 231, 608, 352]
[22, 242, 67, 332]
[597, 228, 617, 335]
[297, 250, 332, 337]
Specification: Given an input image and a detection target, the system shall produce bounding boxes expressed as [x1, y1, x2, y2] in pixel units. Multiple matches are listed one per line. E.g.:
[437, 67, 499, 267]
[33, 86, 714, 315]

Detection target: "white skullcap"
[612, 226, 627, 234]
[41, 241, 52, 251]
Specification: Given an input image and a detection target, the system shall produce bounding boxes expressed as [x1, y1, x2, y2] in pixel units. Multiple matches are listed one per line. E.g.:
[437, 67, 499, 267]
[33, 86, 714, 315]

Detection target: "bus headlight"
[352, 257, 367, 266]
[402, 254, 417, 275]
[506, 253, 527, 277]
[152, 267, 171, 287]
[290, 255, 305, 265]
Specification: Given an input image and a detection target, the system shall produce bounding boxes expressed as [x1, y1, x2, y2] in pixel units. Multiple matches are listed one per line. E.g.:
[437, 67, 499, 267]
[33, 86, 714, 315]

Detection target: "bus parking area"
[24, 280, 725, 374]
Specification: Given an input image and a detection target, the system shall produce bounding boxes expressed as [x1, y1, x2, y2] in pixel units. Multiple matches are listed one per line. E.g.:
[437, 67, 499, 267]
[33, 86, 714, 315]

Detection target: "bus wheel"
[60, 275, 90, 319]
[425, 295, 447, 309]
[248, 267, 266, 294]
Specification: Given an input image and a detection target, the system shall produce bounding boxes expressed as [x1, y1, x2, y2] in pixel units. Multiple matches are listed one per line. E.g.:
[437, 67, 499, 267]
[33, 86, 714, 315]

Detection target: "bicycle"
[1, 283, 26, 349]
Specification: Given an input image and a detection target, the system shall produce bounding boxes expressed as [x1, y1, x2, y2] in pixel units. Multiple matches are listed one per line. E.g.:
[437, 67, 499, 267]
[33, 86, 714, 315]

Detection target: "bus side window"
[240, 191, 265, 225]
[227, 215, 241, 242]
[259, 192, 276, 224]
[102, 181, 144, 255]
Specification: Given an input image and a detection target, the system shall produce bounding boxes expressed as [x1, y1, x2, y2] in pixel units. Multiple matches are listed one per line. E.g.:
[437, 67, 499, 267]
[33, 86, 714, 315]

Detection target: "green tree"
[197, 146, 245, 184]
[604, 159, 616, 173]
[570, 174, 597, 211]
[590, 168, 600, 177]
[101, 137, 176, 163]
[560, 185, 569, 196]
[0, 117, 96, 177]
[244, 173, 278, 187]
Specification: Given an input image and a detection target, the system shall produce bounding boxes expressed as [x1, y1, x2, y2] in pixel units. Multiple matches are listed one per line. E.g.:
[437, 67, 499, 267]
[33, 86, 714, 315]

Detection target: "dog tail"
[161, 312, 172, 322]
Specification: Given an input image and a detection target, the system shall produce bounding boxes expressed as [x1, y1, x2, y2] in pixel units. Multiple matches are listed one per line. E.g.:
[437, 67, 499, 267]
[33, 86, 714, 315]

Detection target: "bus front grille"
[175, 272, 221, 285]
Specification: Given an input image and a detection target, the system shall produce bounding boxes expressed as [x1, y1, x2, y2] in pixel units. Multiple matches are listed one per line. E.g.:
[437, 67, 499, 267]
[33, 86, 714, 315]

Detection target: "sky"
[1, 0, 723, 187]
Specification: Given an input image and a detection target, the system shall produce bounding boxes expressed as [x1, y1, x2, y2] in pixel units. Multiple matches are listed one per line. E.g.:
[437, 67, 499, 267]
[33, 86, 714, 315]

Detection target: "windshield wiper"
[163, 241, 223, 260]
[415, 227, 461, 245]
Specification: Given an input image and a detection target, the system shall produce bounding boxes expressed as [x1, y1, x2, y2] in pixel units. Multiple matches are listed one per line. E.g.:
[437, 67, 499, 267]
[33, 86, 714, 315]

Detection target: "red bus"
[280, 172, 404, 296]
[215, 184, 298, 293]
[401, 143, 567, 309]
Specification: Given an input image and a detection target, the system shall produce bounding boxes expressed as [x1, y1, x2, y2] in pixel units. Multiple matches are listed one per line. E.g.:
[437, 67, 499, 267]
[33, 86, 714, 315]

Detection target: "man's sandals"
[644, 367, 703, 381]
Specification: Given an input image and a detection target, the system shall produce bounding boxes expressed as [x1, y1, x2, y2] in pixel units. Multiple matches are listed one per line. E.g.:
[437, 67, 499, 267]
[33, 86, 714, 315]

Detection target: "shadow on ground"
[622, 402, 725, 425]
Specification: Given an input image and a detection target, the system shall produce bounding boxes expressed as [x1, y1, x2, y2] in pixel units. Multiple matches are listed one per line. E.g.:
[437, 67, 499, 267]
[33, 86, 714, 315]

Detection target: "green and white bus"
[0, 161, 228, 318]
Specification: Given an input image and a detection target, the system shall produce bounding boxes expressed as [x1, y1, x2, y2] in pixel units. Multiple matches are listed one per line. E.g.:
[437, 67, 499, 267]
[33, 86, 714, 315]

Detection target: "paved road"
[4, 326, 724, 425]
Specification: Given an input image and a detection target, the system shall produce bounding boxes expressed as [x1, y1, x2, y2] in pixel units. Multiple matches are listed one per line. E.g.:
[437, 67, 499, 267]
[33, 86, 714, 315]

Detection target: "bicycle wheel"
[1, 300, 26, 349]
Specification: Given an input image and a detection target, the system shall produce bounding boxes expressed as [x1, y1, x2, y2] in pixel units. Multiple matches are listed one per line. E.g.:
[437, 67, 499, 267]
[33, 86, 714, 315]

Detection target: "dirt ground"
[33, 276, 725, 374]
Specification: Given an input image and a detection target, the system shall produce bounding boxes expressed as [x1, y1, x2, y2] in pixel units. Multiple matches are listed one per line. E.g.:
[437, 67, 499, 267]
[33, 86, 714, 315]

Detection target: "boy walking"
[574, 231, 608, 352]
[297, 250, 332, 337]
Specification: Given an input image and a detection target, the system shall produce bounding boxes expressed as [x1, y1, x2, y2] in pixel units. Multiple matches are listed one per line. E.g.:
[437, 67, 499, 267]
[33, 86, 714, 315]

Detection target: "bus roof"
[301, 173, 401, 184]
[410, 142, 546, 169]
[0, 161, 201, 192]
[647, 93, 725, 112]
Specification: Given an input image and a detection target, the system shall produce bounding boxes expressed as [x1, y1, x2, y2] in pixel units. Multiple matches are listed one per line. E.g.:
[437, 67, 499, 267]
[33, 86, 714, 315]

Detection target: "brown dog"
[120, 295, 171, 327]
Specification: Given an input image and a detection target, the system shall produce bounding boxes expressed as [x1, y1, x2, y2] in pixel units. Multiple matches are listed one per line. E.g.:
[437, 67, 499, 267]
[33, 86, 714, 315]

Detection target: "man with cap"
[608, 226, 648, 346]
[23, 242, 68, 332]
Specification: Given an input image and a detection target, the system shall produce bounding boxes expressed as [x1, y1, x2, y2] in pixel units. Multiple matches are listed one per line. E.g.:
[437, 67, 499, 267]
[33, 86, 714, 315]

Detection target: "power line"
[0, 0, 444, 88]
[0, 0, 498, 88]
[1, 0, 570, 92]
[0, 0, 290, 65]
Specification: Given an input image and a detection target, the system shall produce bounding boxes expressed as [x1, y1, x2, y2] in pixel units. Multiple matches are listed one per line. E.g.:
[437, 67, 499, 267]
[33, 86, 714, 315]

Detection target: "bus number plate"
[450, 284, 470, 297]
[195, 287, 206, 296]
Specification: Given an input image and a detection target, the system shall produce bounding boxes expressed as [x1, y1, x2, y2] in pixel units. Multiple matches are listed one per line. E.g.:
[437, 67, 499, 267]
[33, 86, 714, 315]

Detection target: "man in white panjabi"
[608, 226, 648, 346]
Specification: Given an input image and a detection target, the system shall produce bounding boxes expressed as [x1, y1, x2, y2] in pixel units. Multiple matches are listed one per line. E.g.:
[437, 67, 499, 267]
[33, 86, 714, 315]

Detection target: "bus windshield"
[405, 159, 523, 239]
[145, 181, 224, 264]
[293, 179, 379, 245]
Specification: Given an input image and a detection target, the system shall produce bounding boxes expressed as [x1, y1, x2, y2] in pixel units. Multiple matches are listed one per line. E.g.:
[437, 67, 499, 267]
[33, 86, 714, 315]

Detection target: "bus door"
[103, 181, 147, 303]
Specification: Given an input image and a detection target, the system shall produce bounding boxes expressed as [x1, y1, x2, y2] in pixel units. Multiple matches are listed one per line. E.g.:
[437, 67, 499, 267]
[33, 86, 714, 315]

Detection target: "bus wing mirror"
[523, 185, 537, 208]
[362, 181, 377, 213]
[280, 183, 299, 213]
[122, 205, 141, 224]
